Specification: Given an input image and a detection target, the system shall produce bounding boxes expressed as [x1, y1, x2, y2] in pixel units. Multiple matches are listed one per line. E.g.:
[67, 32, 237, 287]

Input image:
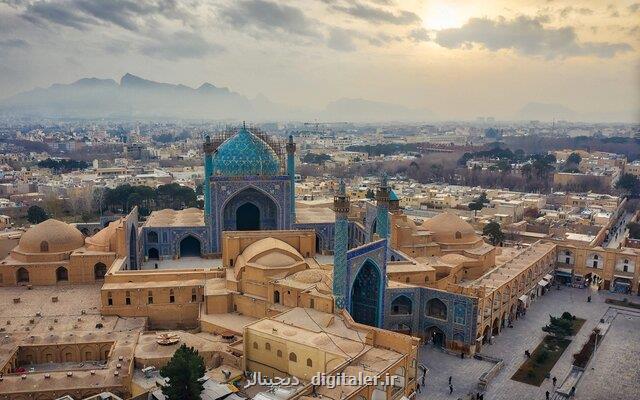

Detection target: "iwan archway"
[223, 187, 279, 231]
[350, 259, 383, 327]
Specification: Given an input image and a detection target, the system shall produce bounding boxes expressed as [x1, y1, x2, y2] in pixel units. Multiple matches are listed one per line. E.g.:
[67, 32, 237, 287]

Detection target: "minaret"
[286, 135, 296, 222]
[375, 173, 390, 239]
[333, 180, 350, 310]
[203, 135, 214, 217]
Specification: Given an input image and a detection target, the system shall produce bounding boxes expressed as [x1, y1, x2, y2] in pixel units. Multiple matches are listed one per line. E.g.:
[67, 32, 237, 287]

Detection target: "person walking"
[448, 376, 452, 385]
[449, 384, 453, 395]
[552, 376, 557, 386]
[546, 390, 550, 400]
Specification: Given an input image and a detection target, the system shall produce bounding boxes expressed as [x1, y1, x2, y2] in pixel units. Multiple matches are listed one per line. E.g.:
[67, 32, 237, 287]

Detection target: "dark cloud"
[435, 15, 632, 59]
[18, 0, 190, 31]
[21, 1, 94, 30]
[140, 31, 224, 60]
[327, 27, 357, 51]
[330, 1, 421, 25]
[408, 27, 430, 43]
[220, 0, 321, 38]
[559, 7, 593, 19]
[0, 38, 29, 49]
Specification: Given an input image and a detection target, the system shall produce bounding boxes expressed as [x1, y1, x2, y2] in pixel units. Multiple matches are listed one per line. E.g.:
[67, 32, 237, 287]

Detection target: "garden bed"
[605, 298, 640, 310]
[573, 329, 604, 368]
[512, 335, 571, 386]
[571, 318, 586, 334]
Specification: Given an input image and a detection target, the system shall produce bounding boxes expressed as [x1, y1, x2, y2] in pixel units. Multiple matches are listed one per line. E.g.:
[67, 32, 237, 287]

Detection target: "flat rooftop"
[144, 208, 205, 228]
[140, 256, 222, 270]
[295, 207, 335, 224]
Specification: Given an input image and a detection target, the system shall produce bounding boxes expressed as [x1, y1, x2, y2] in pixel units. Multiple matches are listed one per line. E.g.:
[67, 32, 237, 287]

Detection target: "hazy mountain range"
[0, 73, 434, 122]
[0, 73, 623, 122]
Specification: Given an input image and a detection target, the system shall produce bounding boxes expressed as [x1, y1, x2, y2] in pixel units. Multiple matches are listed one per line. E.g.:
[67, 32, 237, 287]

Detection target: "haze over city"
[1, 0, 639, 122]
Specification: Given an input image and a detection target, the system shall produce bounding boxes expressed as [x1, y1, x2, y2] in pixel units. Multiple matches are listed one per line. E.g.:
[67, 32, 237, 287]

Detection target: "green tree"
[627, 222, 640, 240]
[483, 221, 504, 245]
[616, 173, 640, 197]
[566, 152, 582, 165]
[26, 205, 48, 224]
[365, 188, 375, 200]
[469, 201, 483, 217]
[542, 315, 574, 338]
[160, 344, 206, 400]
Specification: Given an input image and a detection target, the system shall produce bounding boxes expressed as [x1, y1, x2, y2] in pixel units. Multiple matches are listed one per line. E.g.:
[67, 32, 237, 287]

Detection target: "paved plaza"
[418, 286, 640, 400]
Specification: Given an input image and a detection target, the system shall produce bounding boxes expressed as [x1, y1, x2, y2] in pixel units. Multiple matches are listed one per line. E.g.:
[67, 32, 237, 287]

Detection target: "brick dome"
[18, 219, 85, 253]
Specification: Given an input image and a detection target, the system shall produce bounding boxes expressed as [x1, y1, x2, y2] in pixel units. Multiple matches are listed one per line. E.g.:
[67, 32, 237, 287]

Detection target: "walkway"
[418, 287, 637, 400]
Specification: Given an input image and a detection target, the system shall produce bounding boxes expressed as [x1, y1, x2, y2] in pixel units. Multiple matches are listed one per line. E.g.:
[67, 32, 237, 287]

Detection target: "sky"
[0, 0, 639, 121]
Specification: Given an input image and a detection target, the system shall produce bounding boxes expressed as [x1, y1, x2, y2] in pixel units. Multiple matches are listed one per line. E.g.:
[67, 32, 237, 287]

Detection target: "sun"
[422, 3, 468, 30]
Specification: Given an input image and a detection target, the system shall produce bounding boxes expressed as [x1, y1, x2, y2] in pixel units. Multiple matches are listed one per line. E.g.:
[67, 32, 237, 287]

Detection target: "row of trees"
[103, 183, 198, 215]
[37, 158, 90, 172]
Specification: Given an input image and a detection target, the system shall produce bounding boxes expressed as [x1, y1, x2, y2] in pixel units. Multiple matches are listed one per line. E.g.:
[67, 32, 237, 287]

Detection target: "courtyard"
[418, 286, 640, 400]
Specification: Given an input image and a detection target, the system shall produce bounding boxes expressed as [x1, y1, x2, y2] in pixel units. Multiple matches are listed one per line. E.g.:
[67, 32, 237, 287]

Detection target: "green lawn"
[511, 335, 572, 386]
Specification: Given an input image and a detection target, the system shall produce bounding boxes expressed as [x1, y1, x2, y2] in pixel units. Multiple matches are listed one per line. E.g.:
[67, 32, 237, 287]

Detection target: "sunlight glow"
[422, 3, 467, 30]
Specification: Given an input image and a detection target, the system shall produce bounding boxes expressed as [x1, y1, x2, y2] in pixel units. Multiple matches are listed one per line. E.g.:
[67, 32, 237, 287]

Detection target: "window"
[169, 289, 175, 303]
[306, 358, 313, 367]
[424, 276, 429, 283]
[40, 241, 49, 252]
[148, 291, 153, 304]
[191, 288, 197, 302]
[253, 342, 258, 350]
[455, 231, 462, 239]
[265, 343, 271, 351]
[273, 290, 280, 304]
[147, 231, 158, 243]
[107, 292, 113, 306]
[277, 350, 282, 358]
[405, 277, 410, 283]
[125, 291, 131, 305]
[426, 298, 447, 320]
[390, 295, 412, 315]
[310, 298, 315, 309]
[289, 352, 297, 362]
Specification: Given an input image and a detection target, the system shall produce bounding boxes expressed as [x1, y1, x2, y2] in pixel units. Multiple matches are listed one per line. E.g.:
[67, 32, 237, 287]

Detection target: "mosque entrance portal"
[179, 236, 202, 257]
[237, 203, 260, 231]
[350, 260, 382, 327]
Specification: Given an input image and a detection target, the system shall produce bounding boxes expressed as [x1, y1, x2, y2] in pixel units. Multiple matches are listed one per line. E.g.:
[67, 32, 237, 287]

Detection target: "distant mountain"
[318, 98, 434, 122]
[517, 102, 578, 122]
[0, 74, 437, 122]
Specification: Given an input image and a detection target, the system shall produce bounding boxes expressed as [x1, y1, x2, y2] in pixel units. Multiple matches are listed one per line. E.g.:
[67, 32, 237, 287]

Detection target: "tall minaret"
[375, 173, 390, 239]
[203, 135, 214, 217]
[333, 180, 350, 310]
[286, 135, 296, 222]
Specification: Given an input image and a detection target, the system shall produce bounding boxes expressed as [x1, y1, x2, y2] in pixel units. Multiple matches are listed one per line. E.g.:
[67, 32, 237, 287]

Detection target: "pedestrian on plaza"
[460, 351, 464, 359]
[552, 376, 557, 386]
[448, 376, 452, 385]
[546, 390, 550, 400]
[449, 384, 453, 395]
[416, 383, 421, 393]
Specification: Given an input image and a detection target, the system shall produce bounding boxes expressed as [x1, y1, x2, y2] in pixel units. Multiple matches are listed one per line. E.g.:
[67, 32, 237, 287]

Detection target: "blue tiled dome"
[213, 127, 280, 176]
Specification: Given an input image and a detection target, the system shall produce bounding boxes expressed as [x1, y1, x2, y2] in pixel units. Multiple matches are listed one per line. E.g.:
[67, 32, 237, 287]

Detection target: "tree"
[542, 315, 574, 338]
[616, 173, 640, 197]
[365, 188, 375, 200]
[483, 221, 504, 245]
[26, 205, 48, 224]
[566, 152, 582, 165]
[469, 201, 483, 217]
[628, 222, 640, 240]
[160, 344, 206, 400]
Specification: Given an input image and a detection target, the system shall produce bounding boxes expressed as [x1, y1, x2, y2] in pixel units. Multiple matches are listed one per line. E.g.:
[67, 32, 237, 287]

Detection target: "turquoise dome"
[213, 128, 280, 176]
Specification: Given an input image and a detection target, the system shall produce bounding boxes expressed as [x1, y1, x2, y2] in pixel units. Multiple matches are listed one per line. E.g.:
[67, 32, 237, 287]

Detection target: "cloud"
[408, 27, 430, 43]
[327, 27, 357, 51]
[0, 38, 29, 50]
[21, 1, 95, 30]
[220, 0, 321, 38]
[558, 7, 593, 19]
[330, 1, 421, 25]
[435, 15, 632, 59]
[18, 0, 191, 31]
[140, 31, 224, 60]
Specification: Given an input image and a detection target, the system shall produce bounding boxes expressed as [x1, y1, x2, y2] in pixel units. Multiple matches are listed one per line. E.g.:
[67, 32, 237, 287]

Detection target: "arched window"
[455, 231, 462, 239]
[265, 342, 271, 351]
[310, 298, 315, 309]
[125, 291, 131, 305]
[147, 231, 158, 243]
[405, 277, 410, 283]
[16, 267, 29, 283]
[273, 290, 280, 304]
[55, 266, 68, 282]
[306, 358, 313, 367]
[424, 276, 429, 282]
[289, 352, 297, 362]
[277, 350, 282, 358]
[191, 288, 197, 302]
[147, 291, 153, 304]
[253, 342, 258, 350]
[391, 295, 413, 315]
[426, 298, 448, 320]
[593, 254, 598, 260]
[40, 241, 49, 252]
[107, 292, 113, 306]
[169, 289, 175, 303]
[94, 263, 107, 281]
